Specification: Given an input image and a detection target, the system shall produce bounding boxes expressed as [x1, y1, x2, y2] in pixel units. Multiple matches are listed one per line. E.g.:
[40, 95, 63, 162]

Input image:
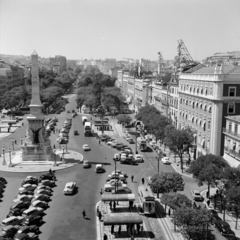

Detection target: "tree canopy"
[150, 172, 184, 193]
[116, 114, 132, 125]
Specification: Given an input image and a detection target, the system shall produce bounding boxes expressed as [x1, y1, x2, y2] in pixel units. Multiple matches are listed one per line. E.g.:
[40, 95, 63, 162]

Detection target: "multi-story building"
[223, 115, 240, 167]
[178, 64, 240, 159]
[50, 55, 67, 74]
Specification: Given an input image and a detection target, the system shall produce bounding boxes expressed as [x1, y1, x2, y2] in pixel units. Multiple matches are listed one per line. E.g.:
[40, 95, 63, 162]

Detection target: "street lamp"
[8, 148, 13, 167]
[2, 147, 6, 165]
[53, 149, 57, 166]
[113, 157, 117, 193]
[20, 137, 23, 146]
[62, 146, 65, 164]
[155, 149, 162, 198]
[12, 139, 15, 155]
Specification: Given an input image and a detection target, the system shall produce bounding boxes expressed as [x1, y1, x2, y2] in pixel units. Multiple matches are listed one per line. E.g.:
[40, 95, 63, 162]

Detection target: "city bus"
[138, 186, 155, 215]
[137, 137, 147, 151]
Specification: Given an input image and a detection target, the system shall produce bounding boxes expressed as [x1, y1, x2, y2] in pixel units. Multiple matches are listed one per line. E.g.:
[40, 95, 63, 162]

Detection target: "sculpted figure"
[26, 128, 33, 143]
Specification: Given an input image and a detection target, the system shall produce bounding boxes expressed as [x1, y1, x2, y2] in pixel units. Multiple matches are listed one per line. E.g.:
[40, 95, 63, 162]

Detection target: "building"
[223, 115, 240, 167]
[49, 55, 67, 74]
[178, 64, 240, 159]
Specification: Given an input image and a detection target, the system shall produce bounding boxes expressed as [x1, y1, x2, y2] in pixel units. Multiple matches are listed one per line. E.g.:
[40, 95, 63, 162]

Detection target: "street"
[0, 93, 226, 240]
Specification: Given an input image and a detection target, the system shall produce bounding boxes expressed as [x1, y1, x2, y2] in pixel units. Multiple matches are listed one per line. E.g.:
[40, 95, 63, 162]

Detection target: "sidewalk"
[201, 188, 240, 237]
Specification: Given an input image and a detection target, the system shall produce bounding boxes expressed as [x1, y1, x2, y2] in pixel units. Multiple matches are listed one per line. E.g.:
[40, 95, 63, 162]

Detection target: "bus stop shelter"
[103, 212, 143, 226]
[101, 194, 135, 202]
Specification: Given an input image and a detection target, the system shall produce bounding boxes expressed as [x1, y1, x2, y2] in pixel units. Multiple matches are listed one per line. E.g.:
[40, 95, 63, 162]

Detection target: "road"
[0, 92, 225, 240]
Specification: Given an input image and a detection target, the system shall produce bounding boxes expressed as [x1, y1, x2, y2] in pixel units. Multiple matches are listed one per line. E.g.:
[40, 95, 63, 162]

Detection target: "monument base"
[22, 144, 53, 162]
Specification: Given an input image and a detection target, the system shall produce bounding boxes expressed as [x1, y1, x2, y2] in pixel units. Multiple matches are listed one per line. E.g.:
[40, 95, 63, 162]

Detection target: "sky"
[0, 0, 240, 61]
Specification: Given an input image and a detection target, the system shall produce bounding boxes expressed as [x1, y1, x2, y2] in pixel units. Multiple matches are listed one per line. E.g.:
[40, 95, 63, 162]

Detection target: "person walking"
[82, 209, 86, 218]
[141, 178, 145, 185]
[100, 189, 103, 195]
[15, 140, 17, 144]
[98, 211, 102, 221]
[131, 175, 134, 182]
[109, 201, 112, 209]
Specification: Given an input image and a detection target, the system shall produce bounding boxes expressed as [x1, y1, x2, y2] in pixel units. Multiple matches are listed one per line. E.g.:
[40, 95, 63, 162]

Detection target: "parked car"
[104, 181, 127, 192]
[19, 184, 37, 193]
[0, 177, 7, 184]
[7, 208, 25, 218]
[22, 215, 42, 226]
[11, 201, 31, 210]
[34, 189, 52, 196]
[13, 195, 33, 204]
[128, 138, 134, 144]
[95, 164, 105, 173]
[82, 144, 90, 151]
[162, 157, 170, 164]
[74, 130, 79, 135]
[31, 194, 50, 203]
[31, 200, 48, 210]
[16, 225, 39, 235]
[0, 225, 20, 238]
[63, 182, 76, 195]
[22, 179, 38, 186]
[83, 160, 91, 168]
[39, 173, 56, 181]
[35, 185, 52, 192]
[215, 220, 235, 236]
[191, 190, 203, 201]
[38, 180, 55, 188]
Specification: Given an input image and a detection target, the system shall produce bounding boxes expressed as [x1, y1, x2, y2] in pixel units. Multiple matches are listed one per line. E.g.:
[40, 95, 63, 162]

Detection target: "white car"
[83, 144, 90, 151]
[104, 181, 127, 192]
[120, 153, 127, 161]
[63, 182, 76, 195]
[114, 153, 120, 160]
[135, 154, 143, 163]
[162, 157, 170, 164]
[149, 141, 156, 147]
[112, 170, 128, 178]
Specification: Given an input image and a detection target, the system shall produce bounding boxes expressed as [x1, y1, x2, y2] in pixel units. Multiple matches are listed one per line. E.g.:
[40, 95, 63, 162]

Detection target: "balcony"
[224, 147, 240, 160]
[223, 128, 240, 140]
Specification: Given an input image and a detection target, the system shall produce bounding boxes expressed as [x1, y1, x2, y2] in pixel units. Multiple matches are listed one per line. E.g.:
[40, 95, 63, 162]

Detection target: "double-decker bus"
[138, 186, 155, 215]
[137, 137, 147, 151]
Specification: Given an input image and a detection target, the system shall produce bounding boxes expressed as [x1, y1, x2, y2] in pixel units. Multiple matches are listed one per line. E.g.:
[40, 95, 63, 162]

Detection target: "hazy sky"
[0, 0, 240, 61]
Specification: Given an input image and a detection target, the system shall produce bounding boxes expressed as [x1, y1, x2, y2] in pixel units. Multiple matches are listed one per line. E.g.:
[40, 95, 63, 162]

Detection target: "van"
[2, 216, 23, 226]
[95, 164, 105, 173]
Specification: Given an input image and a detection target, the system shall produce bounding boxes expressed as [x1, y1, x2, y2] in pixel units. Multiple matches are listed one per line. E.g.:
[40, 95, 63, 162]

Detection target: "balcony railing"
[223, 128, 240, 139]
[224, 147, 240, 160]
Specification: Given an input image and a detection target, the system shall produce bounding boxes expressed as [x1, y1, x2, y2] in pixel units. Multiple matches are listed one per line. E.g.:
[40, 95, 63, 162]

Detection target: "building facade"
[178, 65, 240, 158]
[50, 55, 67, 74]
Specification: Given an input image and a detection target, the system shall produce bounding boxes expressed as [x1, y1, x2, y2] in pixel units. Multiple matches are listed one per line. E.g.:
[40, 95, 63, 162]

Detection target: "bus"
[138, 186, 155, 215]
[84, 122, 92, 136]
[137, 137, 147, 151]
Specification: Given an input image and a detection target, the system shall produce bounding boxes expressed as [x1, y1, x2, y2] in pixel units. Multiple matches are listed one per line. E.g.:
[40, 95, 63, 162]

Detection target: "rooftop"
[225, 115, 240, 122]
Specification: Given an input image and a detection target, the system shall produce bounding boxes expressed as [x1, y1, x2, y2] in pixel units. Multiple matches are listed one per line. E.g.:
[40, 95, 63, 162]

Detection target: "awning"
[103, 213, 143, 226]
[102, 194, 135, 202]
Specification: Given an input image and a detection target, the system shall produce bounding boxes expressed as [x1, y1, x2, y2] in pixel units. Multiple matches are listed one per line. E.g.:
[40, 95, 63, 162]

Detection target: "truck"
[84, 121, 92, 136]
[137, 137, 147, 151]
[82, 116, 88, 125]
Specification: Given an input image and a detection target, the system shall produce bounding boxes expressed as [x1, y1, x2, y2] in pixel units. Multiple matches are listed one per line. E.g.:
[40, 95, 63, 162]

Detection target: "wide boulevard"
[0, 92, 224, 240]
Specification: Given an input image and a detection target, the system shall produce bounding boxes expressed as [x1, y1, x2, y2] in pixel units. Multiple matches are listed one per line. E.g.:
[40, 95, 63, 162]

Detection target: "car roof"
[32, 200, 41, 204]
[65, 182, 75, 187]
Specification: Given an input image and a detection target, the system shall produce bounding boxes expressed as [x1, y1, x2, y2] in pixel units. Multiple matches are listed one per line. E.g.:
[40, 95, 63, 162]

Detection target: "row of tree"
[135, 105, 195, 172]
[0, 69, 77, 113]
[76, 66, 125, 112]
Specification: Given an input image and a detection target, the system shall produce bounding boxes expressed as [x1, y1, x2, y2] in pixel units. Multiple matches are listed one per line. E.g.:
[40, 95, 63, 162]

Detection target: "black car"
[17, 225, 39, 235]
[7, 208, 25, 218]
[14, 232, 38, 240]
[215, 220, 235, 236]
[0, 177, 7, 184]
[21, 179, 38, 186]
[39, 173, 56, 181]
[22, 215, 42, 226]
[0, 225, 20, 238]
[11, 201, 31, 210]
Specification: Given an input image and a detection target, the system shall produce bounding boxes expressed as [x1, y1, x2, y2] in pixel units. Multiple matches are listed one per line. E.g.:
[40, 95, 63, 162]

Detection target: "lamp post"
[12, 139, 15, 155]
[20, 137, 23, 146]
[114, 157, 117, 193]
[53, 149, 57, 166]
[62, 146, 65, 164]
[155, 149, 162, 198]
[2, 147, 6, 165]
[8, 148, 13, 167]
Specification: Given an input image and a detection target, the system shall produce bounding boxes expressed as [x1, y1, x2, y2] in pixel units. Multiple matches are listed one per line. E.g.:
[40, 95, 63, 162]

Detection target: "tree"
[188, 154, 229, 194]
[222, 167, 240, 190]
[150, 172, 184, 194]
[116, 114, 132, 125]
[172, 208, 210, 240]
[164, 126, 194, 172]
[225, 187, 240, 229]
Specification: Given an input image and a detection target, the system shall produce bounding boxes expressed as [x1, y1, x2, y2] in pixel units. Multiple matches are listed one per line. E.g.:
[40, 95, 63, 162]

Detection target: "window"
[209, 87, 213, 95]
[203, 104, 207, 111]
[202, 121, 206, 131]
[199, 103, 202, 109]
[195, 102, 198, 108]
[189, 87, 192, 93]
[235, 124, 238, 133]
[205, 88, 208, 95]
[186, 114, 188, 120]
[200, 88, 204, 94]
[186, 100, 188, 105]
[229, 87, 236, 97]
[228, 103, 235, 114]
[199, 120, 202, 127]
[208, 120, 211, 130]
[193, 87, 195, 94]
[192, 101, 195, 108]
[192, 117, 194, 123]
[208, 105, 212, 113]
[196, 88, 199, 94]
[229, 122, 232, 131]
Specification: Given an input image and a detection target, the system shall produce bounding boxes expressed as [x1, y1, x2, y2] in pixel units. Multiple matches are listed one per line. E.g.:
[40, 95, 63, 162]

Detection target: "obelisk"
[21, 50, 53, 161]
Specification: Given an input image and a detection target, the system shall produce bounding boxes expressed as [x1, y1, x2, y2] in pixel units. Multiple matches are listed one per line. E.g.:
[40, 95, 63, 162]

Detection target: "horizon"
[1, 0, 240, 61]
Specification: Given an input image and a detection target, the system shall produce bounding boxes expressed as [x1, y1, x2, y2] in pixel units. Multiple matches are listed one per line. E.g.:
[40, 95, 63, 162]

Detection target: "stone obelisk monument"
[22, 50, 53, 161]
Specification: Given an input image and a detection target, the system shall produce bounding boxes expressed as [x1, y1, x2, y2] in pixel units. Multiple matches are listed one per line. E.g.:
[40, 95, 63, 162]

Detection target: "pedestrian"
[99, 140, 101, 145]
[207, 200, 210, 207]
[109, 201, 112, 209]
[103, 233, 108, 240]
[15, 140, 17, 144]
[22, 122, 24, 126]
[131, 175, 134, 182]
[100, 189, 103, 195]
[82, 209, 86, 218]
[49, 169, 52, 174]
[98, 211, 102, 221]
[53, 144, 56, 149]
[141, 178, 145, 185]
[168, 208, 171, 216]
[118, 225, 121, 235]
[113, 201, 116, 211]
